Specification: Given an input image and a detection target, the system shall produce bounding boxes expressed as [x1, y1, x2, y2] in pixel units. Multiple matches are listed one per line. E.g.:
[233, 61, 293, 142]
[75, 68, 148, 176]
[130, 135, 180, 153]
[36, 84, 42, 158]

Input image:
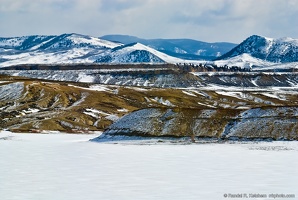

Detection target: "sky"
[0, 0, 297, 43]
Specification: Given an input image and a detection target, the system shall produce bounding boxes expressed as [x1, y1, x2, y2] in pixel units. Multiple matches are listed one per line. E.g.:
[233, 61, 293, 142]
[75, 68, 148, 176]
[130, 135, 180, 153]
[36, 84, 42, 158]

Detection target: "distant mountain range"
[0, 33, 220, 67]
[100, 34, 237, 60]
[1, 33, 298, 69]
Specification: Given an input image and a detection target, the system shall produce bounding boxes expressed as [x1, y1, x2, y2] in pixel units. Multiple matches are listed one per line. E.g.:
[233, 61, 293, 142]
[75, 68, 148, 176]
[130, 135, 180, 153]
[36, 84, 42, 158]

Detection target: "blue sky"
[0, 0, 297, 43]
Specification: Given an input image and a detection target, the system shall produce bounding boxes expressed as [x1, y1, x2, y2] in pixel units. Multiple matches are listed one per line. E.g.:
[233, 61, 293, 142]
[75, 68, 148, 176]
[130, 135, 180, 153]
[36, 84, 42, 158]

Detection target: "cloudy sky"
[0, 0, 297, 43]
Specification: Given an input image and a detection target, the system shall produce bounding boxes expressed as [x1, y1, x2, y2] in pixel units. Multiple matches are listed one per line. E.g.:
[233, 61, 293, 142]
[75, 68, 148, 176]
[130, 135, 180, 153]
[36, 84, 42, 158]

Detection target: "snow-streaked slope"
[67, 33, 121, 49]
[0, 36, 27, 48]
[37, 33, 121, 50]
[0, 48, 98, 67]
[214, 53, 298, 70]
[218, 35, 298, 63]
[214, 53, 274, 69]
[0, 131, 297, 200]
[0, 34, 123, 67]
[94, 43, 185, 63]
[0, 34, 121, 50]
[0, 35, 53, 49]
[0, 82, 24, 101]
[125, 43, 184, 63]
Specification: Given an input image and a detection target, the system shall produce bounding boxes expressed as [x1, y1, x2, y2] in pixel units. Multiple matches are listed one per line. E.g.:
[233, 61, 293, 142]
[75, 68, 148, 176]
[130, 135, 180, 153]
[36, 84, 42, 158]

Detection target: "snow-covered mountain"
[218, 35, 298, 63]
[100, 34, 237, 60]
[0, 33, 187, 67]
[94, 42, 183, 63]
[0, 33, 120, 50]
[0, 33, 125, 67]
[1, 33, 298, 69]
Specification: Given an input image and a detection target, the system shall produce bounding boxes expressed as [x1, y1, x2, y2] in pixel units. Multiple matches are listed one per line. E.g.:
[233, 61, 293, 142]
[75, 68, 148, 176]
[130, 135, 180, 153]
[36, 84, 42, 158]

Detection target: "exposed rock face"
[98, 107, 298, 140]
[193, 72, 298, 87]
[0, 68, 203, 88]
[1, 69, 298, 88]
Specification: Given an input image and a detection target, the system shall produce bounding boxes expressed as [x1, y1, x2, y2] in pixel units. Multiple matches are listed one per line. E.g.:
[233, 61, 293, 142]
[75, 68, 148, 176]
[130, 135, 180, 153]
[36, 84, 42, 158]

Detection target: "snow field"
[0, 132, 297, 200]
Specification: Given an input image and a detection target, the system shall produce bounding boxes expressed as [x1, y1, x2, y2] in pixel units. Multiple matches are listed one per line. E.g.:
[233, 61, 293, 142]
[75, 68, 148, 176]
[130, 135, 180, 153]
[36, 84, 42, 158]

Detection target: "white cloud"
[0, 0, 297, 43]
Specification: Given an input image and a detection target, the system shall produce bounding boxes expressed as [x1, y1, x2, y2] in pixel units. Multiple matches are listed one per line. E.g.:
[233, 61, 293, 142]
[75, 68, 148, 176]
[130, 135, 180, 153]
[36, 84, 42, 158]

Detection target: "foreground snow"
[0, 131, 297, 200]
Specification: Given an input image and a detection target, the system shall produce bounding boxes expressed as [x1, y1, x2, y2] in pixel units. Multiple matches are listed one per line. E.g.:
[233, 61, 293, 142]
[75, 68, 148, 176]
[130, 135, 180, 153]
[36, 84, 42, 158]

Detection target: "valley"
[1, 33, 298, 141]
[2, 2, 298, 199]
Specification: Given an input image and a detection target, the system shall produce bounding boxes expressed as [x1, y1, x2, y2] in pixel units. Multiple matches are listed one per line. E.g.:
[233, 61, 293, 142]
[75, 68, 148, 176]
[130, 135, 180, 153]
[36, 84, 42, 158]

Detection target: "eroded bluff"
[97, 107, 298, 140]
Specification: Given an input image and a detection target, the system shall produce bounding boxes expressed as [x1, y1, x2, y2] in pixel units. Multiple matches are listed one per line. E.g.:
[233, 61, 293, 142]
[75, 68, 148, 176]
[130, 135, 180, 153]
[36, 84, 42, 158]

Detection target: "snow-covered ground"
[0, 131, 297, 200]
[214, 53, 275, 69]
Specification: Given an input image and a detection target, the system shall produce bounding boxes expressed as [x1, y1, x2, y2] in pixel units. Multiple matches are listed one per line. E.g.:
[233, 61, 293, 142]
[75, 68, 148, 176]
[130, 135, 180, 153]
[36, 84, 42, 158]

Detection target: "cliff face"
[98, 107, 298, 140]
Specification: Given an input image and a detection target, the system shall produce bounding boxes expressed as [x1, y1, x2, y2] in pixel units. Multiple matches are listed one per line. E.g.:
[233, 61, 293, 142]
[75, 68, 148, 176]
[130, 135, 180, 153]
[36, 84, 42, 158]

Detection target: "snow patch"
[105, 115, 119, 122]
[182, 90, 197, 97]
[117, 108, 128, 112]
[84, 108, 119, 121]
[215, 53, 274, 69]
[89, 85, 112, 92]
[153, 97, 175, 107]
[22, 108, 40, 114]
[77, 73, 94, 83]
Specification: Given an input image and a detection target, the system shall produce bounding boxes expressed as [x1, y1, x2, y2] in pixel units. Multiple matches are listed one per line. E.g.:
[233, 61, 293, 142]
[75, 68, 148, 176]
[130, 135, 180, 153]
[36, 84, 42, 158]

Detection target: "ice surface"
[1, 131, 297, 200]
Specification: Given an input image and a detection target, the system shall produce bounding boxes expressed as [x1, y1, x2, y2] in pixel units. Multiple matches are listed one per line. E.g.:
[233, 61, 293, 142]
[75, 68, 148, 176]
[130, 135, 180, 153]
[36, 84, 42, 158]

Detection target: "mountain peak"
[218, 35, 298, 63]
[247, 34, 265, 39]
[95, 41, 183, 64]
